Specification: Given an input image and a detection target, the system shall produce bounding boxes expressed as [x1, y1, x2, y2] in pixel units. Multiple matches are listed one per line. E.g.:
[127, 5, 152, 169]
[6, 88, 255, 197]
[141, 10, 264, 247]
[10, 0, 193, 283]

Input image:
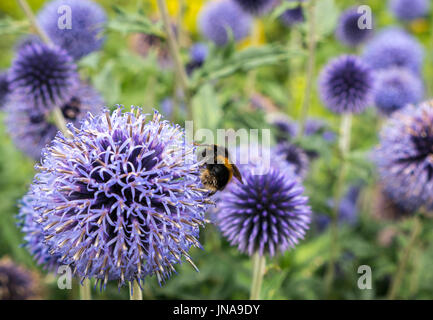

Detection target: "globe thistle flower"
[0, 71, 10, 108]
[186, 43, 209, 75]
[233, 0, 274, 15]
[6, 84, 104, 159]
[37, 0, 107, 60]
[275, 143, 309, 179]
[363, 28, 424, 74]
[319, 55, 375, 114]
[374, 67, 424, 116]
[336, 7, 374, 47]
[374, 100, 433, 212]
[18, 193, 62, 271]
[215, 147, 311, 256]
[8, 42, 79, 110]
[199, 0, 252, 46]
[388, 0, 429, 21]
[30, 107, 211, 288]
[266, 113, 298, 142]
[0, 257, 41, 300]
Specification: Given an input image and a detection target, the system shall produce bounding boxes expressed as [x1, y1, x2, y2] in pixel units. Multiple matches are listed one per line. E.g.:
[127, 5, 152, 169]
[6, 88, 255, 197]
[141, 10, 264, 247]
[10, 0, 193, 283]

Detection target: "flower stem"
[387, 216, 422, 300]
[298, 0, 317, 137]
[79, 279, 92, 300]
[250, 252, 266, 300]
[324, 113, 352, 298]
[16, 0, 71, 138]
[156, 0, 192, 120]
[129, 281, 143, 300]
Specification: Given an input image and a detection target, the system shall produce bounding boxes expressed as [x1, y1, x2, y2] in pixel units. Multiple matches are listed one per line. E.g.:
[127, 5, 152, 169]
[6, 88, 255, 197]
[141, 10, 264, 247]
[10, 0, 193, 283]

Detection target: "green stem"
[387, 216, 422, 300]
[250, 252, 266, 300]
[79, 279, 92, 300]
[156, 0, 192, 120]
[324, 113, 352, 298]
[298, 0, 317, 137]
[16, 0, 71, 137]
[129, 281, 143, 300]
[245, 19, 261, 96]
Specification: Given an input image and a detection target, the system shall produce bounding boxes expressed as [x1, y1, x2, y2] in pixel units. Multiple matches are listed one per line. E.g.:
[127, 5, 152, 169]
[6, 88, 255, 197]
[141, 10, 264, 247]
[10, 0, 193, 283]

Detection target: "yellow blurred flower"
[409, 18, 429, 34]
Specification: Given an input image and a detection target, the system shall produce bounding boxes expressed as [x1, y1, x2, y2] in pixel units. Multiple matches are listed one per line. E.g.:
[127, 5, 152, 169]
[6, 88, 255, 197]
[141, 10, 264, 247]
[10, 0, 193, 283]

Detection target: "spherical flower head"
[31, 107, 211, 288]
[215, 146, 311, 256]
[266, 113, 298, 142]
[6, 84, 104, 160]
[363, 28, 424, 74]
[275, 143, 309, 179]
[389, 0, 429, 21]
[0, 257, 41, 300]
[280, 0, 305, 26]
[374, 100, 433, 212]
[336, 7, 374, 47]
[199, 0, 252, 46]
[319, 55, 374, 114]
[0, 71, 10, 108]
[233, 0, 274, 15]
[18, 193, 62, 271]
[374, 67, 424, 116]
[8, 42, 79, 110]
[37, 0, 107, 60]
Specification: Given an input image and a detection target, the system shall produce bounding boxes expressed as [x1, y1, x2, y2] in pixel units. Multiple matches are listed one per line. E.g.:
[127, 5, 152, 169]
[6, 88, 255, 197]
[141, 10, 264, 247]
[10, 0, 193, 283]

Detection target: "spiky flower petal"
[8, 42, 78, 110]
[37, 0, 107, 60]
[28, 107, 211, 288]
[374, 67, 423, 116]
[374, 100, 433, 212]
[319, 55, 374, 114]
[215, 147, 311, 256]
[18, 193, 62, 271]
[199, 0, 252, 46]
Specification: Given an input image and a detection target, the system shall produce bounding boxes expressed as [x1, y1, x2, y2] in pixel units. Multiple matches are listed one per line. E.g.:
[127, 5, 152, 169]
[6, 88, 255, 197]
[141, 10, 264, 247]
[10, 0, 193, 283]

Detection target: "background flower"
[374, 67, 424, 116]
[319, 55, 375, 114]
[363, 28, 424, 74]
[199, 0, 252, 46]
[37, 0, 107, 60]
[280, 0, 305, 26]
[336, 7, 374, 47]
[388, 0, 429, 21]
[8, 42, 78, 110]
[0, 71, 10, 108]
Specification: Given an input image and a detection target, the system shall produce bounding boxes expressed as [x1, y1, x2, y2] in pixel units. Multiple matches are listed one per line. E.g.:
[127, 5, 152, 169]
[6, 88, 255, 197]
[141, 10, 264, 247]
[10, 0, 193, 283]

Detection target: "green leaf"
[191, 84, 222, 132]
[0, 17, 30, 36]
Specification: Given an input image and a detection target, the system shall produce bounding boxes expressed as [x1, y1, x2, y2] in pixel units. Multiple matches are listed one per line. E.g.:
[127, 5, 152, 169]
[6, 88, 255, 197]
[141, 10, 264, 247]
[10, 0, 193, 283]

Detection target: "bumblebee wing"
[231, 164, 243, 184]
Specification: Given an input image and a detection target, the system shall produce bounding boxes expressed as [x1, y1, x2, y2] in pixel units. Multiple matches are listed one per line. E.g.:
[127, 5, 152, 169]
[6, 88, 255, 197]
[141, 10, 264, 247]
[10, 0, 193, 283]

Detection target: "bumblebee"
[196, 144, 243, 195]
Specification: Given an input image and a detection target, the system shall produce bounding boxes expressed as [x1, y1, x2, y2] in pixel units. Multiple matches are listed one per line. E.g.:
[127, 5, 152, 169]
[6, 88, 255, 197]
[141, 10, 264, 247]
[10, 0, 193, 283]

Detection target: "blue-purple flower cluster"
[23, 107, 212, 288]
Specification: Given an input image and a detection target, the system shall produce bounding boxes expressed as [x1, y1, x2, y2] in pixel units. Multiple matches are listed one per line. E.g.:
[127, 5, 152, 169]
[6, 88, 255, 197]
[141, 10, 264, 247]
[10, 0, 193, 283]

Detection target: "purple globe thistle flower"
[6, 84, 104, 160]
[37, 0, 107, 60]
[0, 257, 41, 300]
[233, 0, 274, 15]
[374, 67, 424, 116]
[266, 113, 298, 142]
[374, 100, 433, 212]
[319, 55, 375, 114]
[17, 193, 62, 271]
[363, 28, 424, 74]
[336, 7, 374, 47]
[199, 0, 252, 46]
[0, 71, 10, 108]
[186, 43, 209, 75]
[274, 143, 309, 179]
[280, 0, 305, 26]
[30, 107, 211, 288]
[389, 0, 429, 21]
[8, 42, 79, 110]
[215, 147, 311, 256]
